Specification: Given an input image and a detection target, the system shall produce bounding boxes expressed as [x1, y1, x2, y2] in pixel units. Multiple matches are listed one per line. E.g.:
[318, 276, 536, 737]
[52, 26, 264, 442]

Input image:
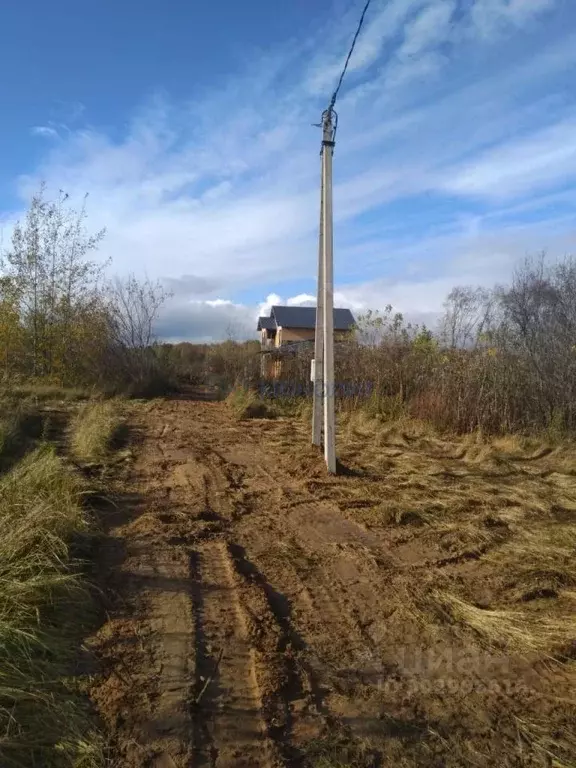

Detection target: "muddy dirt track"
[89, 396, 576, 768]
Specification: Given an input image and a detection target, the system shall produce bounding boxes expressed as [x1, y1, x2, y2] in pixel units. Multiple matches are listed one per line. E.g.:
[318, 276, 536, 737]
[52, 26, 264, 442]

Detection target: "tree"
[2, 185, 105, 379]
[440, 286, 494, 349]
[91, 276, 173, 394]
[500, 254, 576, 427]
[0, 276, 23, 378]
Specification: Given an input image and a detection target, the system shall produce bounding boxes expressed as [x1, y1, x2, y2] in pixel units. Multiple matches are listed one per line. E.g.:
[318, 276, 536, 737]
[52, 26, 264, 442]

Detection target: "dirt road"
[89, 397, 576, 767]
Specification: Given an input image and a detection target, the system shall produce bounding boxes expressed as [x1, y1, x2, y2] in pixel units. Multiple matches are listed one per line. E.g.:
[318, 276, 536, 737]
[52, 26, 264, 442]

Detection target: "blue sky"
[1, 0, 576, 340]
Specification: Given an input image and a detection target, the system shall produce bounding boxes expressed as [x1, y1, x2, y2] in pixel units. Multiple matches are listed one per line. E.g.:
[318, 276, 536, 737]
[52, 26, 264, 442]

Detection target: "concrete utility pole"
[312, 109, 336, 473]
[312, 0, 372, 472]
[312, 151, 324, 447]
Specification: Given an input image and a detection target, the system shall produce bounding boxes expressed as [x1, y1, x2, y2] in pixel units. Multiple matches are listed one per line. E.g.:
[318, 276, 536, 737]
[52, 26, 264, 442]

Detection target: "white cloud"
[31, 126, 59, 139]
[306, 0, 428, 94]
[384, 49, 447, 90]
[257, 292, 316, 320]
[154, 208, 576, 343]
[258, 294, 282, 319]
[441, 118, 576, 199]
[287, 293, 316, 306]
[471, 0, 556, 38]
[157, 298, 254, 342]
[204, 299, 237, 307]
[399, 1, 456, 57]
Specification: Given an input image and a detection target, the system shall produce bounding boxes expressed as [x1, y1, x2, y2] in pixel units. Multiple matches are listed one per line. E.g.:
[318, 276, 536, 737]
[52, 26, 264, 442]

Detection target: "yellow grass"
[0, 447, 102, 766]
[487, 526, 576, 592]
[226, 386, 275, 420]
[435, 592, 576, 654]
[70, 399, 126, 463]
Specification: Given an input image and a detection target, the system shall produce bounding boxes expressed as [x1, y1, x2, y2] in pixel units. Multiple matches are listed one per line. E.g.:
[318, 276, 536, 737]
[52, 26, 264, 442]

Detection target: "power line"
[328, 0, 374, 111]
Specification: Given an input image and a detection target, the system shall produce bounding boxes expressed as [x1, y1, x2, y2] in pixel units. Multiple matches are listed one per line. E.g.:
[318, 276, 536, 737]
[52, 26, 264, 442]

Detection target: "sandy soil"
[88, 396, 576, 768]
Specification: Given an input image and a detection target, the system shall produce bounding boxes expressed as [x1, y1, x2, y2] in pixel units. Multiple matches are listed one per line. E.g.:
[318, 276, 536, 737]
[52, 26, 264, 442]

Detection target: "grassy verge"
[0, 446, 102, 767]
[70, 400, 127, 464]
[0, 384, 90, 403]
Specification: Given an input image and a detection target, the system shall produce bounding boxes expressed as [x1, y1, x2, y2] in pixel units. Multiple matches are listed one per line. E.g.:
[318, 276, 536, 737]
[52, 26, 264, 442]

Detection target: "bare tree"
[501, 254, 576, 427]
[106, 275, 170, 350]
[440, 286, 494, 348]
[95, 276, 173, 394]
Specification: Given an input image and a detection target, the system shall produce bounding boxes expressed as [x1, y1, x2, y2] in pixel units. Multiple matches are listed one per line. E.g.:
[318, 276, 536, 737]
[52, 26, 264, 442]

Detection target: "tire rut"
[227, 543, 327, 760]
[190, 541, 270, 768]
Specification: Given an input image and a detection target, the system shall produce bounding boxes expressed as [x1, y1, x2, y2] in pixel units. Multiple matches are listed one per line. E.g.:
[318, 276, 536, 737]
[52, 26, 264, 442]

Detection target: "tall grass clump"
[70, 399, 126, 464]
[226, 386, 275, 420]
[0, 401, 44, 470]
[0, 447, 102, 766]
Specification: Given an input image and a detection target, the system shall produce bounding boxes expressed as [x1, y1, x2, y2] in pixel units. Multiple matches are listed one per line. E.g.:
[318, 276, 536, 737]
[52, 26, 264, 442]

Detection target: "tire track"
[228, 543, 327, 758]
[143, 547, 194, 766]
[190, 541, 270, 768]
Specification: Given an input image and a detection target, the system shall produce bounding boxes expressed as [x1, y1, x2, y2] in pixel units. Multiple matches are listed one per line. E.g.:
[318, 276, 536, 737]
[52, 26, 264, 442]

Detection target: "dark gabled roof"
[257, 316, 277, 331]
[271, 305, 355, 331]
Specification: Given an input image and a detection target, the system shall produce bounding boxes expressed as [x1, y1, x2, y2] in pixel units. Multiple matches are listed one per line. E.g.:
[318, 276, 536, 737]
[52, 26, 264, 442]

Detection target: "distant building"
[257, 305, 355, 378]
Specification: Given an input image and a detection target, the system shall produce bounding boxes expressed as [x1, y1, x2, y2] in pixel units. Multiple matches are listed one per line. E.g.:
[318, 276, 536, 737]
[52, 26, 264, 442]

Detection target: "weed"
[513, 715, 576, 768]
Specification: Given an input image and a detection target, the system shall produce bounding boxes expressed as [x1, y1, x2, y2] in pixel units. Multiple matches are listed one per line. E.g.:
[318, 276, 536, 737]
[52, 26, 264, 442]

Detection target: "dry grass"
[332, 416, 576, 656]
[278, 409, 576, 649]
[303, 731, 379, 768]
[70, 399, 127, 464]
[229, 407, 576, 765]
[226, 386, 275, 420]
[0, 447, 102, 767]
[487, 526, 576, 600]
[434, 592, 576, 655]
[514, 716, 576, 768]
[0, 383, 90, 403]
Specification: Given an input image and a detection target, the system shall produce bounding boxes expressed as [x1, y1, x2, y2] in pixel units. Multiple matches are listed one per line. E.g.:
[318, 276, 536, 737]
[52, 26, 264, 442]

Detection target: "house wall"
[275, 327, 353, 347]
[276, 327, 316, 346]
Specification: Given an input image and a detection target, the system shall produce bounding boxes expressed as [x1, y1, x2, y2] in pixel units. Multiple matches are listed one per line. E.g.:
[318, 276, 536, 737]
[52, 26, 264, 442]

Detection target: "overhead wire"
[328, 0, 374, 112]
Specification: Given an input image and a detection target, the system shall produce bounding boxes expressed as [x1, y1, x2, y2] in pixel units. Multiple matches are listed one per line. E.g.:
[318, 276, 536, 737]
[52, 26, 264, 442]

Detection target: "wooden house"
[257, 305, 355, 378]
